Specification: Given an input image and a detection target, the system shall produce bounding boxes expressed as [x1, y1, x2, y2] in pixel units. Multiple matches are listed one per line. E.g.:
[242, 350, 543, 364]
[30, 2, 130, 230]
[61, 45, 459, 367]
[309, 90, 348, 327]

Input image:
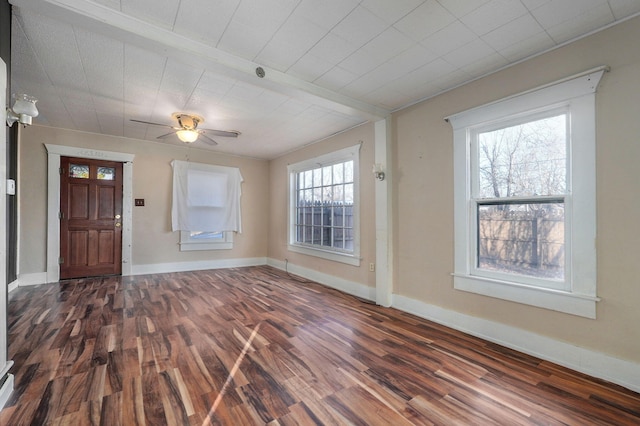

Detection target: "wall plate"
[6, 179, 15, 195]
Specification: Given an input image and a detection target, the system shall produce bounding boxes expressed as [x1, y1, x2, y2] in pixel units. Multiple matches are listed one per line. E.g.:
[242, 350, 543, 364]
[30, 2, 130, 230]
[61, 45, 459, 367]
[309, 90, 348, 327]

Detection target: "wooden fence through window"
[295, 201, 354, 250]
[478, 212, 564, 279]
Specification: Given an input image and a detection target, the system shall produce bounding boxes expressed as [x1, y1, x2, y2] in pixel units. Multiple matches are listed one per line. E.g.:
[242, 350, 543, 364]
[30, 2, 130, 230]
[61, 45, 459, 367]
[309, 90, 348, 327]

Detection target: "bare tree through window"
[476, 114, 567, 280]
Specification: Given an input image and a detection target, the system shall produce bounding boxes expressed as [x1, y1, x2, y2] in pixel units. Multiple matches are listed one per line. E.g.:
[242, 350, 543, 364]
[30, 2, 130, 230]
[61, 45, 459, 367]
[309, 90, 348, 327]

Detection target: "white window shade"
[171, 160, 243, 233]
[187, 170, 227, 207]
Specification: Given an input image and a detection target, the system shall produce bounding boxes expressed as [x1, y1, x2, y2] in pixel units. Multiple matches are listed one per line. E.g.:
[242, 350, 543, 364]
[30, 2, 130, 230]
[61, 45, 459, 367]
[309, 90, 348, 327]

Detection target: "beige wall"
[15, 14, 640, 368]
[268, 124, 376, 288]
[18, 126, 269, 273]
[392, 16, 640, 363]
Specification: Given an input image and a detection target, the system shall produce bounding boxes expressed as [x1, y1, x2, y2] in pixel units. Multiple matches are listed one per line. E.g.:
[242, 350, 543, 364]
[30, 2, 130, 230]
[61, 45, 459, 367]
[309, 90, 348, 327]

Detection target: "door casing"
[46, 144, 134, 283]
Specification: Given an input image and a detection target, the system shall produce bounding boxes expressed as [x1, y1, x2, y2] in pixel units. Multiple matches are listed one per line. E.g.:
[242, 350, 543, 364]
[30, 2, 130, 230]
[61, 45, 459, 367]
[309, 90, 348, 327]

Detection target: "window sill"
[288, 244, 360, 267]
[452, 273, 600, 319]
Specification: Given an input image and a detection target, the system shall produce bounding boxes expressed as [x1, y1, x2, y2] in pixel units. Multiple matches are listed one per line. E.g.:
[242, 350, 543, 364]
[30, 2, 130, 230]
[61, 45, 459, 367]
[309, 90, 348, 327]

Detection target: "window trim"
[287, 144, 361, 266]
[447, 67, 606, 318]
[179, 231, 233, 251]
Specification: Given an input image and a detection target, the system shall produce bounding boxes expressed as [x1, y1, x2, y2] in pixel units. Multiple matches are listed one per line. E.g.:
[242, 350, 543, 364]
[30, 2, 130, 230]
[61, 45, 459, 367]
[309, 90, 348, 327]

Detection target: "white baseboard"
[131, 257, 267, 275]
[15, 258, 268, 286]
[0, 365, 14, 411]
[7, 280, 18, 293]
[393, 294, 640, 393]
[15, 272, 48, 288]
[267, 258, 376, 301]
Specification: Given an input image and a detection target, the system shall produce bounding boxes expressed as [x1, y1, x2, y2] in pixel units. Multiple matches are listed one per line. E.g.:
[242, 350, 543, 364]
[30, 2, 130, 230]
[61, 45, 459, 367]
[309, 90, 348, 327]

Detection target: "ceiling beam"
[11, 0, 390, 121]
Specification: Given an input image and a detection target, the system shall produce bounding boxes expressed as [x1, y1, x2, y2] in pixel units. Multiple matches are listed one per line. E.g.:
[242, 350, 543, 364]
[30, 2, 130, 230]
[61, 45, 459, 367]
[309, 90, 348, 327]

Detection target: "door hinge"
[58, 211, 64, 220]
[58, 257, 64, 264]
[59, 167, 63, 175]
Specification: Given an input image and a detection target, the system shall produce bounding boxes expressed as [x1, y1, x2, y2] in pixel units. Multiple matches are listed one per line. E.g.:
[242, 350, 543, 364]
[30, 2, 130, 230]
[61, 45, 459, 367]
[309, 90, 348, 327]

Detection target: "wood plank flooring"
[1, 265, 639, 425]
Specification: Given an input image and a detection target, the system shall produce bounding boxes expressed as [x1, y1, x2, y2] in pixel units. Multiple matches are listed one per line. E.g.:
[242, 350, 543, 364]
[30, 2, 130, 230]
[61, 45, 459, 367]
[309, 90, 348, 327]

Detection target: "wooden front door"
[59, 156, 123, 279]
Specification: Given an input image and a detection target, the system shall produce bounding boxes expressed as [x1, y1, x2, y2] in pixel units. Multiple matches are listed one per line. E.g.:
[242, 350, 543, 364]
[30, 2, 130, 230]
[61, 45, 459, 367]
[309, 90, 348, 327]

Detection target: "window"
[97, 167, 115, 180]
[171, 160, 243, 251]
[179, 231, 233, 251]
[473, 111, 567, 287]
[69, 164, 89, 178]
[448, 67, 606, 318]
[288, 144, 360, 266]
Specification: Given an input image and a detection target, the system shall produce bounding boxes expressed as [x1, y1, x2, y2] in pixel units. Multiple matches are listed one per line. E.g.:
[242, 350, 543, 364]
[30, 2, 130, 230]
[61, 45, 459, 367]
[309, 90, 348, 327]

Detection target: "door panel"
[98, 186, 115, 219]
[70, 184, 89, 218]
[60, 157, 123, 279]
[98, 230, 115, 263]
[69, 231, 88, 265]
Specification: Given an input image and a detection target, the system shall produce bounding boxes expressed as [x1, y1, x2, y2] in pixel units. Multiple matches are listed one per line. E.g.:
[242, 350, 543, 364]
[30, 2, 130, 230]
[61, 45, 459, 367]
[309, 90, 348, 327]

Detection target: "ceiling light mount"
[172, 112, 203, 130]
[256, 67, 265, 78]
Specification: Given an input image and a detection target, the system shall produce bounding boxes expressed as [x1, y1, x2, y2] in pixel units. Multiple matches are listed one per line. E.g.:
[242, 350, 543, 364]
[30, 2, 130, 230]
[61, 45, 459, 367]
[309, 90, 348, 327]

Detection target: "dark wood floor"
[1, 266, 639, 425]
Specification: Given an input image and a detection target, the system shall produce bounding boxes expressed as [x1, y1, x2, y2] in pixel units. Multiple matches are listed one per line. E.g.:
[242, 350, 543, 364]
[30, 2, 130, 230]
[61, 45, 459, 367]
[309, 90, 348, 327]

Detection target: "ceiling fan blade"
[156, 132, 176, 139]
[200, 128, 241, 138]
[130, 119, 176, 129]
[198, 133, 218, 146]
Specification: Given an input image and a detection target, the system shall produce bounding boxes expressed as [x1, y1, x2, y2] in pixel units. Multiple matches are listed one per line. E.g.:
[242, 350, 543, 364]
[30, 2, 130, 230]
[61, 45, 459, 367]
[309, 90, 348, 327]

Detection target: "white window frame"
[179, 231, 233, 251]
[287, 144, 361, 266]
[447, 67, 606, 318]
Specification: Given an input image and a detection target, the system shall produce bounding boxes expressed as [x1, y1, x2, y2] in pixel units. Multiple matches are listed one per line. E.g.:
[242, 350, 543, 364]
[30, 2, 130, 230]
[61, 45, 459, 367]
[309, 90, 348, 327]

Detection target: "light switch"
[135, 198, 145, 206]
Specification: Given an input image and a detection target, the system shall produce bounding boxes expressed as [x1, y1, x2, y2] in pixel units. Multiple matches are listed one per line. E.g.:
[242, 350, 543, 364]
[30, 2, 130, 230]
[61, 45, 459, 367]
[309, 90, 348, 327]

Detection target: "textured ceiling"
[9, 0, 640, 159]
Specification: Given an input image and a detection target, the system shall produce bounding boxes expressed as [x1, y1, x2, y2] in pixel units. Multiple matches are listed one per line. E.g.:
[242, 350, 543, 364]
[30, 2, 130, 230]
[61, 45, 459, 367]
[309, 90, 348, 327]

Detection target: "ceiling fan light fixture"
[176, 129, 199, 143]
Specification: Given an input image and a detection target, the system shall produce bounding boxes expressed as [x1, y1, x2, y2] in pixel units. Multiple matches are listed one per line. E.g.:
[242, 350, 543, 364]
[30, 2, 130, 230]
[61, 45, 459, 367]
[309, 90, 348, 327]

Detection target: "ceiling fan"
[131, 113, 240, 145]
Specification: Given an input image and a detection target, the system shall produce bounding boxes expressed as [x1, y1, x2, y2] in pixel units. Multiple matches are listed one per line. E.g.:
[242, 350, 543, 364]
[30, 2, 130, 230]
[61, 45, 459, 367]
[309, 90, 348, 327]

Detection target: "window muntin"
[288, 144, 360, 266]
[294, 160, 354, 252]
[471, 112, 568, 288]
